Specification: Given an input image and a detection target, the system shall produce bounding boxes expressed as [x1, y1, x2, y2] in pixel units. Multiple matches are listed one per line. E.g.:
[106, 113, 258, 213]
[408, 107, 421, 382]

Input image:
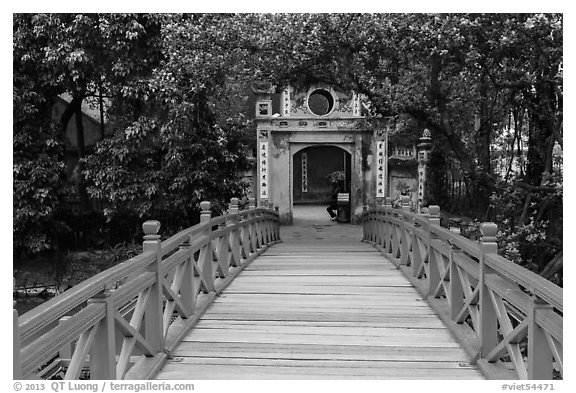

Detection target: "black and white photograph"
[8, 5, 567, 390]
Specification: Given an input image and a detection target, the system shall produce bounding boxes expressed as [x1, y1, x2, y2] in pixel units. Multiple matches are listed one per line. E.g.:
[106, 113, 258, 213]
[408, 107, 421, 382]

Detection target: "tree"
[13, 15, 68, 255]
[13, 13, 166, 253]
[83, 14, 254, 229]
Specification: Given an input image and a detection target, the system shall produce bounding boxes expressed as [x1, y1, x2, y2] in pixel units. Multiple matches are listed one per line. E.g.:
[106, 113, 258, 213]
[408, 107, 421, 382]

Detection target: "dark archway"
[293, 145, 351, 205]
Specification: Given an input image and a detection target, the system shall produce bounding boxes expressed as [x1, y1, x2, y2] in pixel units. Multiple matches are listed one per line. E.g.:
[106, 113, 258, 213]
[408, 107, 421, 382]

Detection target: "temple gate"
[253, 83, 422, 224]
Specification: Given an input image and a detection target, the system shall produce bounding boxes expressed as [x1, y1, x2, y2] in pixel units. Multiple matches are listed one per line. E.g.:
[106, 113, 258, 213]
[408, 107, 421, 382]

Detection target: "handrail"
[18, 251, 156, 345]
[362, 198, 563, 380]
[13, 198, 281, 380]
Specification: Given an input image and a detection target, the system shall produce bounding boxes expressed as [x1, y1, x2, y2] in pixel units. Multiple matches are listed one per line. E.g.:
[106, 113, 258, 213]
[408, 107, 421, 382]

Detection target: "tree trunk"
[476, 72, 492, 178]
[59, 96, 90, 211]
[74, 100, 90, 211]
[473, 71, 494, 212]
[526, 113, 553, 186]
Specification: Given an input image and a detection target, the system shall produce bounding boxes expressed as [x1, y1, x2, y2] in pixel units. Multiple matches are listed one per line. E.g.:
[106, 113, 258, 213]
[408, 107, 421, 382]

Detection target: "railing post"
[479, 222, 499, 358]
[88, 287, 117, 379]
[411, 210, 426, 278]
[428, 205, 440, 226]
[362, 205, 369, 241]
[528, 295, 554, 379]
[199, 202, 214, 293]
[427, 206, 441, 297]
[382, 198, 392, 250]
[247, 198, 258, 252]
[263, 202, 273, 244]
[251, 198, 264, 249]
[142, 220, 163, 353]
[179, 233, 195, 316]
[58, 316, 72, 360]
[398, 198, 408, 264]
[13, 291, 22, 379]
[227, 198, 241, 268]
[274, 206, 280, 241]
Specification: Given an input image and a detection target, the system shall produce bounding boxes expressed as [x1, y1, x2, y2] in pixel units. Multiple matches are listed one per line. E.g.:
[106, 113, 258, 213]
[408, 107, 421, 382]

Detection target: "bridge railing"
[362, 197, 562, 380]
[13, 198, 280, 380]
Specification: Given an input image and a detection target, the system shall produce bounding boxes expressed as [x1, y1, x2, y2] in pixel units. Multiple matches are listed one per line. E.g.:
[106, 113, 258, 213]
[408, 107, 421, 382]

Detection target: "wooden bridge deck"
[155, 221, 484, 379]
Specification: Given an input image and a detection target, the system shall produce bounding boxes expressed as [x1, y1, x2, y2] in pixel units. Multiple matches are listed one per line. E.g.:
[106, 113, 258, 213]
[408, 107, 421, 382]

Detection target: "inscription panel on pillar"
[282, 86, 291, 117]
[376, 136, 387, 198]
[352, 92, 361, 117]
[258, 131, 269, 199]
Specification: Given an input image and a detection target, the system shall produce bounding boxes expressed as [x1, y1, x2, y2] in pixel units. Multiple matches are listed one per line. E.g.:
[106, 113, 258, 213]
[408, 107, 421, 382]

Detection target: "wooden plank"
[173, 341, 470, 361]
[166, 356, 478, 369]
[221, 287, 416, 295]
[204, 306, 433, 314]
[199, 312, 438, 322]
[180, 331, 462, 347]
[156, 364, 483, 380]
[214, 293, 429, 302]
[238, 271, 407, 276]
[203, 306, 437, 316]
[184, 325, 456, 338]
[243, 265, 396, 271]
[196, 318, 447, 329]
[227, 276, 413, 284]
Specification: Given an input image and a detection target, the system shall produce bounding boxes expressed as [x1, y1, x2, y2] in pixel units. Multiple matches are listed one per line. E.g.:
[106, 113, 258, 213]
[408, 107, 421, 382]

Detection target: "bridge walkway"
[154, 214, 483, 380]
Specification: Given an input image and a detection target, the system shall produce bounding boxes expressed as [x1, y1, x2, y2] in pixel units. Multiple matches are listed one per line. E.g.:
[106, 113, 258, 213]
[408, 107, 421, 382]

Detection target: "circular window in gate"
[307, 88, 335, 116]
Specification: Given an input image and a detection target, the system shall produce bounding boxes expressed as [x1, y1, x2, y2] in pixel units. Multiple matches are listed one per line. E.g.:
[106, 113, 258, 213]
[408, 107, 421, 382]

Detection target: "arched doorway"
[292, 145, 351, 223]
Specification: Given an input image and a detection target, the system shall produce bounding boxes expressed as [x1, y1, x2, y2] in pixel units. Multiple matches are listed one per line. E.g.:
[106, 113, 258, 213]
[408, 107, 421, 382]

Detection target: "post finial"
[427, 205, 440, 226]
[480, 222, 498, 241]
[428, 205, 440, 217]
[200, 201, 211, 223]
[200, 201, 211, 212]
[229, 197, 239, 215]
[480, 222, 499, 254]
[142, 220, 161, 236]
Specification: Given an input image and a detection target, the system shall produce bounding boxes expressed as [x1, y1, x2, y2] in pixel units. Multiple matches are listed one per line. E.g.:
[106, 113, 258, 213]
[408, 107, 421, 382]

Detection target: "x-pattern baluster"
[162, 276, 191, 333]
[432, 252, 451, 298]
[115, 286, 157, 379]
[384, 222, 393, 253]
[196, 242, 214, 293]
[213, 233, 230, 278]
[486, 288, 528, 379]
[411, 234, 428, 279]
[543, 331, 563, 377]
[400, 226, 412, 266]
[240, 222, 252, 259]
[391, 226, 401, 258]
[454, 266, 480, 328]
[228, 226, 241, 268]
[64, 322, 100, 379]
